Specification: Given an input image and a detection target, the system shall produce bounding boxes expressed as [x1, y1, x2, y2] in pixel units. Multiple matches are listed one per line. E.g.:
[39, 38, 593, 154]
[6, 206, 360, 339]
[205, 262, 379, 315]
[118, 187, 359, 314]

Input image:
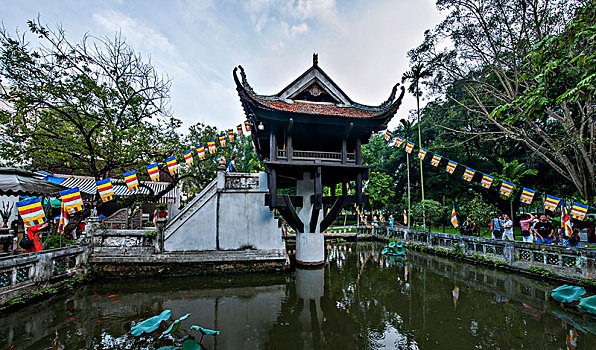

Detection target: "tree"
[460, 195, 498, 235]
[411, 200, 445, 231]
[365, 171, 396, 211]
[0, 19, 182, 197]
[409, 0, 594, 201]
[402, 63, 433, 228]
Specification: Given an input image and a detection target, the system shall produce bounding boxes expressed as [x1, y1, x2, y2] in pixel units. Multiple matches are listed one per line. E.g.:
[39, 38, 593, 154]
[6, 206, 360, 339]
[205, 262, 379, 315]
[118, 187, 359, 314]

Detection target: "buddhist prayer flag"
[405, 142, 414, 153]
[481, 174, 494, 189]
[183, 150, 194, 166]
[450, 205, 458, 228]
[244, 120, 251, 132]
[561, 201, 573, 238]
[131, 204, 139, 217]
[57, 203, 68, 235]
[152, 208, 158, 226]
[403, 208, 408, 225]
[446, 160, 457, 174]
[218, 134, 227, 147]
[227, 129, 235, 142]
[520, 188, 536, 205]
[196, 145, 206, 160]
[462, 167, 475, 182]
[394, 135, 405, 147]
[237, 124, 244, 136]
[384, 130, 392, 141]
[570, 202, 589, 221]
[146, 163, 160, 183]
[544, 195, 561, 211]
[431, 154, 442, 167]
[166, 156, 179, 176]
[499, 181, 514, 197]
[96, 178, 115, 202]
[123, 170, 139, 192]
[17, 198, 46, 228]
[418, 148, 427, 160]
[207, 140, 217, 154]
[59, 187, 85, 214]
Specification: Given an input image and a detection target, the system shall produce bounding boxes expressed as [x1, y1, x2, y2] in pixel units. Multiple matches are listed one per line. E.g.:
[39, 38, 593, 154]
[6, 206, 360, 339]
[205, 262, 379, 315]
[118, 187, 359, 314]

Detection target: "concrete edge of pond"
[374, 236, 596, 291]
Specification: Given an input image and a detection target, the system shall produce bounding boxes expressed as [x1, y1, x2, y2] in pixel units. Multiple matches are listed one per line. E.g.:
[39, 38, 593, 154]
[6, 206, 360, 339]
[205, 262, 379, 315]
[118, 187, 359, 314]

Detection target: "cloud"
[291, 22, 308, 36]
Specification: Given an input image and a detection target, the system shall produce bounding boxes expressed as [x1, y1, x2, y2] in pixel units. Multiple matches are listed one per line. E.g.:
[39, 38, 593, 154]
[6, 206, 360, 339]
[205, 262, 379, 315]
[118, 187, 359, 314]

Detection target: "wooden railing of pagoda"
[276, 149, 355, 163]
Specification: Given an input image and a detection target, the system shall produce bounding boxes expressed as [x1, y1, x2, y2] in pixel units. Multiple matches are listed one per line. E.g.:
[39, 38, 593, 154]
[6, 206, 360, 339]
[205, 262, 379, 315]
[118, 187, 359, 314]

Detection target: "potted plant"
[0, 202, 14, 228]
[156, 204, 168, 218]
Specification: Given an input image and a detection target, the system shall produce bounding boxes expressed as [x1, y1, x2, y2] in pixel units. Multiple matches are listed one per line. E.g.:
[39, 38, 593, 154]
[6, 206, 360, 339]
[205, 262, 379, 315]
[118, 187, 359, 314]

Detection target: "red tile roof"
[258, 99, 375, 118]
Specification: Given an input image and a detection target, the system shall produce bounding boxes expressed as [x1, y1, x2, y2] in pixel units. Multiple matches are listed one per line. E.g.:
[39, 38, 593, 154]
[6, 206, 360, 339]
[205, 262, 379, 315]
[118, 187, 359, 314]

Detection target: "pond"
[1, 242, 595, 349]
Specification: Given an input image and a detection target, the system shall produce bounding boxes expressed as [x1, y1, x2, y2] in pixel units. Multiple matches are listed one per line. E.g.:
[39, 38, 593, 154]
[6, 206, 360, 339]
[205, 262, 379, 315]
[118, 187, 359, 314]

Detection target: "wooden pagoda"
[234, 54, 404, 237]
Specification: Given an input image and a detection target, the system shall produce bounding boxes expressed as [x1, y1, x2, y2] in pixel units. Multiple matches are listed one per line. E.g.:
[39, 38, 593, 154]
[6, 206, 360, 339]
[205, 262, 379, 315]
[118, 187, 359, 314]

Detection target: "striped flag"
[96, 178, 115, 202]
[418, 148, 427, 160]
[394, 135, 405, 147]
[405, 142, 414, 153]
[431, 154, 442, 167]
[520, 188, 536, 204]
[561, 201, 573, 238]
[196, 145, 206, 160]
[123, 170, 139, 192]
[446, 160, 457, 174]
[228, 129, 235, 142]
[462, 167, 475, 182]
[403, 208, 408, 225]
[166, 156, 179, 176]
[207, 140, 217, 154]
[244, 120, 251, 132]
[218, 133, 227, 147]
[59, 187, 85, 214]
[237, 124, 244, 136]
[385, 130, 392, 141]
[57, 203, 68, 235]
[17, 198, 46, 228]
[152, 208, 158, 226]
[130, 204, 139, 217]
[499, 181, 514, 197]
[450, 205, 458, 228]
[481, 174, 494, 189]
[544, 195, 561, 211]
[146, 163, 160, 183]
[183, 150, 194, 166]
[570, 202, 589, 221]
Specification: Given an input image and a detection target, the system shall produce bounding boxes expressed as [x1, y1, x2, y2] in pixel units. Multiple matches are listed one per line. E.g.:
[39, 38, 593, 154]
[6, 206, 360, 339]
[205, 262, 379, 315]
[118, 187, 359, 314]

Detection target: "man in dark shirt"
[533, 214, 553, 244]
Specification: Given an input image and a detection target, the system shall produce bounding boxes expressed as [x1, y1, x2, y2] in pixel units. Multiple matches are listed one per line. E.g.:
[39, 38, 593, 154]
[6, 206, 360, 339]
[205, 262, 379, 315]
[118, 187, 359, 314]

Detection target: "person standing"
[533, 214, 553, 244]
[25, 221, 48, 253]
[491, 214, 503, 239]
[502, 214, 514, 241]
[519, 213, 535, 243]
[388, 215, 394, 229]
[228, 156, 238, 172]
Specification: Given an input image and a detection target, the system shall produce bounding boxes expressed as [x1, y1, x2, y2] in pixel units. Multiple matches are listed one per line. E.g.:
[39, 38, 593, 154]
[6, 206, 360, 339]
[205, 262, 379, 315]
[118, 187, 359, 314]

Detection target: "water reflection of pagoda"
[234, 54, 403, 265]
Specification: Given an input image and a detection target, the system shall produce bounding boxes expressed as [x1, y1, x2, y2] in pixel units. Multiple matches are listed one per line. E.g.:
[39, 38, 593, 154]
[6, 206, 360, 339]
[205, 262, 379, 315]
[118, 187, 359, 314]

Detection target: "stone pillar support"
[296, 172, 325, 266]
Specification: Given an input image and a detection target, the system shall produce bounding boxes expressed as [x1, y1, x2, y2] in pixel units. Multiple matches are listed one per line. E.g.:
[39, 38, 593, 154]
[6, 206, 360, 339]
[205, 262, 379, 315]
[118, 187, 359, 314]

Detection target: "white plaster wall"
[164, 196, 217, 251]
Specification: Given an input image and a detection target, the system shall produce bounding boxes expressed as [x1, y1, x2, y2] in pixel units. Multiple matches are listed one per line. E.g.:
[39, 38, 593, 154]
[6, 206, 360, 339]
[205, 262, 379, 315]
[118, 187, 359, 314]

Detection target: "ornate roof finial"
[313, 53, 318, 66]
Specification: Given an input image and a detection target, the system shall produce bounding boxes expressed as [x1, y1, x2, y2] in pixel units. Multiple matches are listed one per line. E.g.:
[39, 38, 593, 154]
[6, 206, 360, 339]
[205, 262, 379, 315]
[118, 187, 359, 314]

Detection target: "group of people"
[491, 213, 584, 246]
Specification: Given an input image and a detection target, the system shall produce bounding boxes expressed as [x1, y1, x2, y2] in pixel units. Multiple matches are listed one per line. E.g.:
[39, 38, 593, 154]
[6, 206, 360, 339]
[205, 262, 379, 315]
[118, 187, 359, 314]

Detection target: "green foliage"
[145, 231, 157, 238]
[411, 200, 445, 229]
[365, 171, 395, 210]
[460, 195, 499, 234]
[528, 266, 556, 277]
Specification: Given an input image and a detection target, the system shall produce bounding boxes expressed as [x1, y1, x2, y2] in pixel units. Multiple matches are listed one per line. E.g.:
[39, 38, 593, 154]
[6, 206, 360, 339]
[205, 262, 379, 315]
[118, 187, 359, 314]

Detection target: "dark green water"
[2, 242, 595, 349]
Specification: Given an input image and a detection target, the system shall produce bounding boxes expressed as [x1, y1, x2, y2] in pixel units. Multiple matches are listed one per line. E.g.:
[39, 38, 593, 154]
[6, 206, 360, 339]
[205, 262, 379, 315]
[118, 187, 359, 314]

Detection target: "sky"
[1, 0, 444, 131]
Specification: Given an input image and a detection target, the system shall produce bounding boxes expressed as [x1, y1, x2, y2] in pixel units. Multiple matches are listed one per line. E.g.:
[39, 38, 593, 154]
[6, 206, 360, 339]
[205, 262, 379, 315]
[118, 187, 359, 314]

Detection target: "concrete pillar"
[296, 173, 324, 266]
[155, 217, 167, 253]
[503, 242, 515, 263]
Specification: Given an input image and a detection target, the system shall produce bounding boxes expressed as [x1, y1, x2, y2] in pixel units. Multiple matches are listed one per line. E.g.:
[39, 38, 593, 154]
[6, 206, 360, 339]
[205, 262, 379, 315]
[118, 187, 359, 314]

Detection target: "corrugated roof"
[52, 175, 178, 198]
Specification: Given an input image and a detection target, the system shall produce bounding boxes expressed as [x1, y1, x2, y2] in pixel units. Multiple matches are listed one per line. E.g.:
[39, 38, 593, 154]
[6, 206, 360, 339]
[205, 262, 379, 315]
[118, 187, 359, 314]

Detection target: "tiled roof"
[257, 99, 375, 118]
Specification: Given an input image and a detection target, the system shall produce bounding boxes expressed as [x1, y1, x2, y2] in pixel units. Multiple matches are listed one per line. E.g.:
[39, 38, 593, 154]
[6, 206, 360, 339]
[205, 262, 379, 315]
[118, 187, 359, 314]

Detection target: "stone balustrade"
[0, 245, 90, 305]
[375, 227, 596, 280]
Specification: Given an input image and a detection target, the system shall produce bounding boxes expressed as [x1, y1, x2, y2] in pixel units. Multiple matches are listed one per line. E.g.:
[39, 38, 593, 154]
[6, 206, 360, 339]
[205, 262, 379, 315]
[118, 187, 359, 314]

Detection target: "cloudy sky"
[2, 0, 443, 130]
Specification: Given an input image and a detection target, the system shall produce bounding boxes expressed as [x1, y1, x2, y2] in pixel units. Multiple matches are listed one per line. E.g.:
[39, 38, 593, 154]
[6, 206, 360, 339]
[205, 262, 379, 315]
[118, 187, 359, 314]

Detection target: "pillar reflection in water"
[295, 266, 325, 349]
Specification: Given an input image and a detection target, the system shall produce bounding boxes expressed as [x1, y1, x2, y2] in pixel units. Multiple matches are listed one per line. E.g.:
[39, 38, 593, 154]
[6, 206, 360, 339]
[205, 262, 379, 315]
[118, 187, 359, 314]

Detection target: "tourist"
[25, 221, 48, 253]
[490, 213, 503, 239]
[519, 213, 535, 243]
[502, 214, 514, 241]
[461, 217, 476, 236]
[228, 155, 238, 172]
[388, 215, 394, 229]
[533, 214, 553, 244]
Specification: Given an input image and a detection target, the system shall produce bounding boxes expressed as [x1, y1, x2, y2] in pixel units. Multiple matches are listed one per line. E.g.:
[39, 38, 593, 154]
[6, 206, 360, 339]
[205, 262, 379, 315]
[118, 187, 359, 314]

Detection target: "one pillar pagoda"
[234, 54, 404, 265]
